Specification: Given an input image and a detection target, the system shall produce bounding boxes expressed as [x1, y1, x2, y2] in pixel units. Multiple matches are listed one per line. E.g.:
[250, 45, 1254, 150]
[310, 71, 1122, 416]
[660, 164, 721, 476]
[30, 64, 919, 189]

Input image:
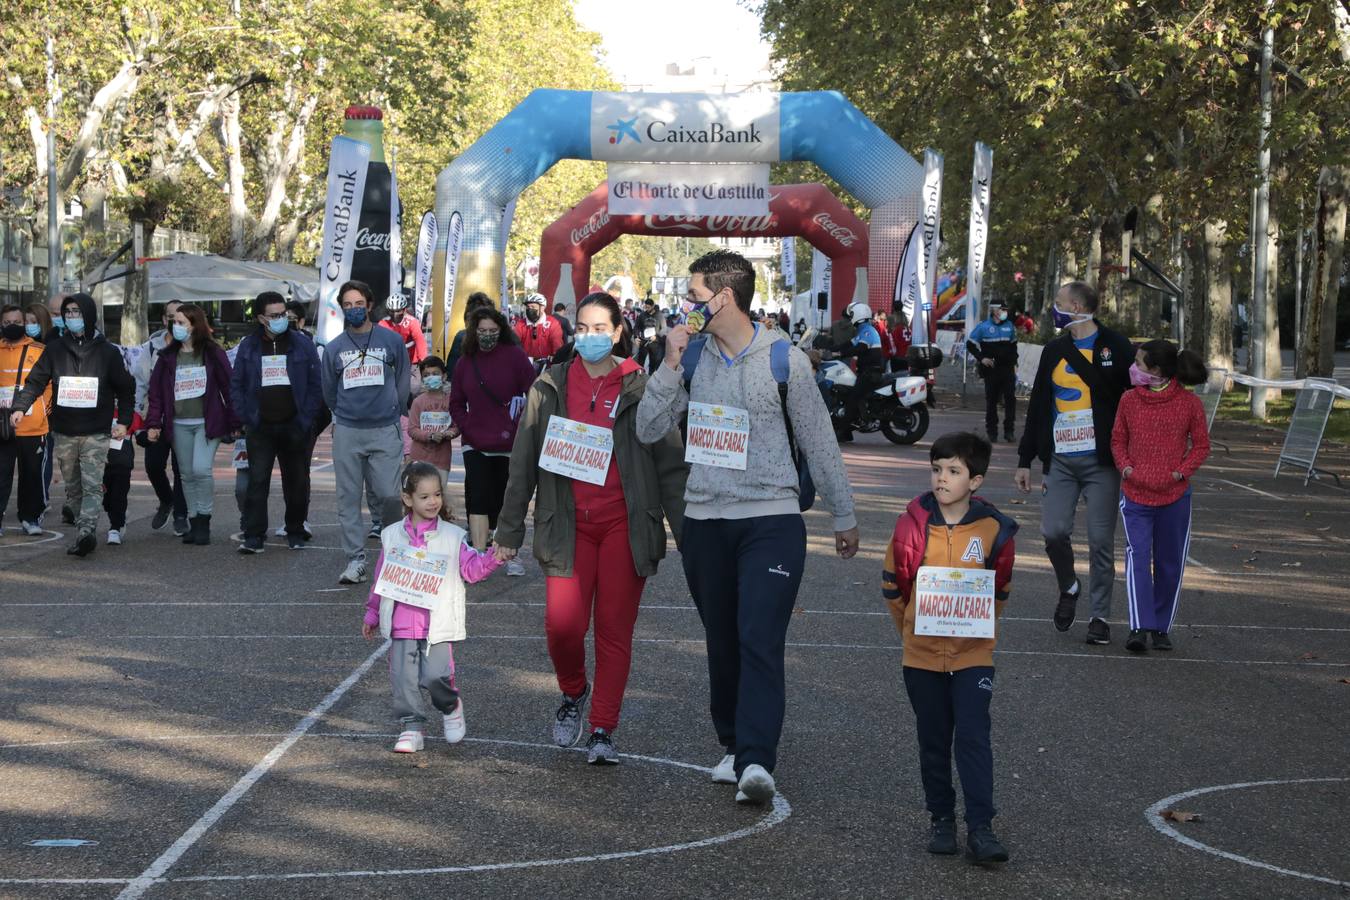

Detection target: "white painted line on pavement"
[0, 530, 63, 549]
[1214, 478, 1285, 501]
[1144, 778, 1350, 887]
[112, 639, 391, 900]
[1185, 555, 1217, 574]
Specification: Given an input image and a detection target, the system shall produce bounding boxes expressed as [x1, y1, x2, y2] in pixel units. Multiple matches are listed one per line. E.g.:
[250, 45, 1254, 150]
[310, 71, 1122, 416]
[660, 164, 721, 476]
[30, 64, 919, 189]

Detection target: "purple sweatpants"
[1119, 490, 1192, 634]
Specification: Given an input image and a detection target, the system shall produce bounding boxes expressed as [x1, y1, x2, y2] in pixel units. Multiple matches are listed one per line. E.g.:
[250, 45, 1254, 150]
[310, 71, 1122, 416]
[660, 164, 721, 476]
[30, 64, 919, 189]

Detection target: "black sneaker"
[151, 502, 172, 531]
[287, 534, 306, 551]
[61, 506, 75, 525]
[967, 825, 1009, 864]
[367, 524, 382, 540]
[1053, 581, 1079, 632]
[1151, 630, 1173, 651]
[237, 537, 265, 555]
[68, 530, 96, 557]
[586, 729, 620, 765]
[173, 516, 190, 537]
[1086, 618, 1111, 645]
[1125, 628, 1148, 652]
[927, 818, 958, 855]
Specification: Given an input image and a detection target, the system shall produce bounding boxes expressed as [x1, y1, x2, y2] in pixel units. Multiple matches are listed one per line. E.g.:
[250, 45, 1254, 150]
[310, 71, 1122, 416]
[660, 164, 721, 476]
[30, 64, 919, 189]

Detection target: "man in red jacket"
[514, 294, 564, 364]
[377, 293, 427, 367]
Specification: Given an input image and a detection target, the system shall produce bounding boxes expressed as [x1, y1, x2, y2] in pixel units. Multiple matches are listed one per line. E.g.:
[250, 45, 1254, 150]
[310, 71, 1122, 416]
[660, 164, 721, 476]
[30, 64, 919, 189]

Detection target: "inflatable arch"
[432, 89, 922, 353]
[539, 182, 869, 315]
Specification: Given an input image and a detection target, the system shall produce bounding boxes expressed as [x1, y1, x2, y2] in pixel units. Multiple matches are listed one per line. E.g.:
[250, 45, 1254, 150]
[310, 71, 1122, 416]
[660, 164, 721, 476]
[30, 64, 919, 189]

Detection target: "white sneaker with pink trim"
[443, 701, 466, 744]
[393, 730, 425, 753]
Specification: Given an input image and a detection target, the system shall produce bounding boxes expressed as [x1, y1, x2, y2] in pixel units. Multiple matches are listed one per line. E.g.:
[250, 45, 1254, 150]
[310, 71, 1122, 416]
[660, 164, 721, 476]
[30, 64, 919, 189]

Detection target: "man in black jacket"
[10, 293, 135, 556]
[1013, 282, 1133, 645]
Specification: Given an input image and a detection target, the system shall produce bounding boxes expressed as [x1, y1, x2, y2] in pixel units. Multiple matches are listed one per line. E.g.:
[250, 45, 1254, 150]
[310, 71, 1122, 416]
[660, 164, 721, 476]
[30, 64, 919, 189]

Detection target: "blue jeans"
[172, 421, 221, 516]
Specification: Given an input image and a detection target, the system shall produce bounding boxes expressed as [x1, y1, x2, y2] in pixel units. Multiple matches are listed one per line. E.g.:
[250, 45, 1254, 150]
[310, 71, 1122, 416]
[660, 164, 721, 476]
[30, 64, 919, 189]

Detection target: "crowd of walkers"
[0, 253, 1212, 866]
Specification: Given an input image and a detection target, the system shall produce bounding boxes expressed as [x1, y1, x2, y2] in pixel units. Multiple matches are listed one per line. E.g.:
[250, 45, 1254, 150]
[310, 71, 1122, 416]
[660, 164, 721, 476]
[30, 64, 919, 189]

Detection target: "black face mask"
[525, 308, 540, 323]
[0, 323, 24, 342]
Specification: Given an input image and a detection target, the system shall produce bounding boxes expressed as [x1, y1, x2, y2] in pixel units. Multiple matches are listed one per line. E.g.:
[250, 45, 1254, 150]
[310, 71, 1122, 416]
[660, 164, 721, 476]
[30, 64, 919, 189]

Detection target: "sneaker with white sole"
[443, 701, 466, 744]
[393, 730, 425, 753]
[367, 524, 382, 540]
[106, 528, 123, 546]
[338, 560, 368, 584]
[505, 558, 526, 577]
[586, 729, 619, 765]
[735, 764, 775, 804]
[277, 521, 314, 540]
[551, 685, 590, 747]
[21, 520, 43, 536]
[711, 753, 737, 785]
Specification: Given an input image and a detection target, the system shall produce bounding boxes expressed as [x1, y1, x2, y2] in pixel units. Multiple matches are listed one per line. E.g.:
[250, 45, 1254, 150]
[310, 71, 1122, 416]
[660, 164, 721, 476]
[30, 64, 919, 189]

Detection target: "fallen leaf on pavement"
[1299, 652, 1319, 660]
[1338, 678, 1350, 685]
[793, 606, 805, 615]
[415, 760, 429, 769]
[1162, 810, 1203, 823]
[1009, 499, 1026, 505]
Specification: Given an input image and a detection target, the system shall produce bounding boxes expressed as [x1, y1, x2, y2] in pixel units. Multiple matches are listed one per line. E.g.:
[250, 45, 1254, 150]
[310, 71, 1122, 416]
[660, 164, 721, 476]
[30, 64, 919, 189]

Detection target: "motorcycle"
[819, 358, 931, 444]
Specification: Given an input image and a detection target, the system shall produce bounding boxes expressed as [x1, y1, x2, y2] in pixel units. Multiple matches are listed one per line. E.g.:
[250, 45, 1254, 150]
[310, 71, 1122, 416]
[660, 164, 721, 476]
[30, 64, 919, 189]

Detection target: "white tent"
[91, 253, 319, 307]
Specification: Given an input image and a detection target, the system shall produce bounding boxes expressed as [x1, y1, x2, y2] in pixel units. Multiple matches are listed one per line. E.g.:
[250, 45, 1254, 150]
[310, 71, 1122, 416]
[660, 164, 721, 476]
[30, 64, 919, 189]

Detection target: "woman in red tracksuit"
[495, 292, 687, 765]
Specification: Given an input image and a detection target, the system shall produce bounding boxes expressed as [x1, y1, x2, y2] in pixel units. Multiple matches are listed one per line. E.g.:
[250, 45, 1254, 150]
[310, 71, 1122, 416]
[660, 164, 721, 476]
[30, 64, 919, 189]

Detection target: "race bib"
[0, 386, 22, 415]
[685, 402, 750, 471]
[1052, 409, 1095, 454]
[420, 411, 452, 432]
[174, 365, 208, 401]
[342, 358, 385, 389]
[374, 544, 452, 610]
[260, 355, 290, 387]
[538, 415, 614, 486]
[109, 437, 125, 451]
[643, 327, 657, 340]
[232, 438, 249, 470]
[57, 377, 99, 408]
[914, 566, 996, 639]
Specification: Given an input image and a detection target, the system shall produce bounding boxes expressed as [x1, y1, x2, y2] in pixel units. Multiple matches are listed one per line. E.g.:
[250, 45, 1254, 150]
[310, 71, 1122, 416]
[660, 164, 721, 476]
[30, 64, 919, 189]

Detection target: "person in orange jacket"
[0, 304, 51, 536]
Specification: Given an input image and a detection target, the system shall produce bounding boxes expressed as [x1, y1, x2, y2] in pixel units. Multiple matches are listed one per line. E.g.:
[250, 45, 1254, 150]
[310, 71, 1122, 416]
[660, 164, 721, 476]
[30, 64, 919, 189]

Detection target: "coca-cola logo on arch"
[570, 209, 611, 245]
[355, 227, 391, 253]
[811, 212, 858, 248]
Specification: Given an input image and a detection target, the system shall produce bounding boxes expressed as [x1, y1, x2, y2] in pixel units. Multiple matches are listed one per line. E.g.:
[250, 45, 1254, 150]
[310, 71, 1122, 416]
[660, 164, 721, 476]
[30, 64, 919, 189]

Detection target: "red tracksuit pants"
[544, 503, 645, 732]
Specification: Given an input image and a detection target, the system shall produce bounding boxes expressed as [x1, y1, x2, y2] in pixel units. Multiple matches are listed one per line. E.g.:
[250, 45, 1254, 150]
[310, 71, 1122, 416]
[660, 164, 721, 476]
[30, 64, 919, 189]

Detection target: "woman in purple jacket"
[448, 305, 535, 568]
[146, 304, 240, 545]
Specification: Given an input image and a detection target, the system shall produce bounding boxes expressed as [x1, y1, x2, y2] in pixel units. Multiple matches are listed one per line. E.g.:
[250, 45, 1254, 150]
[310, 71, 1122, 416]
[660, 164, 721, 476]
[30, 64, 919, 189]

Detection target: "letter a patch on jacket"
[961, 537, 985, 563]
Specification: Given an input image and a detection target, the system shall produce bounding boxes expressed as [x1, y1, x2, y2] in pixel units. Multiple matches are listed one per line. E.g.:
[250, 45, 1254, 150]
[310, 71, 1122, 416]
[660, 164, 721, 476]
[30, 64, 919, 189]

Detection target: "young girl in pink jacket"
[363, 462, 500, 753]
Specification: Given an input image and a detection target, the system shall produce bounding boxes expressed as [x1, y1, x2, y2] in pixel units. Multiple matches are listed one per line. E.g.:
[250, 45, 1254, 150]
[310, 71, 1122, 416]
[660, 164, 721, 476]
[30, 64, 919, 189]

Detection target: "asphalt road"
[1, 406, 1347, 899]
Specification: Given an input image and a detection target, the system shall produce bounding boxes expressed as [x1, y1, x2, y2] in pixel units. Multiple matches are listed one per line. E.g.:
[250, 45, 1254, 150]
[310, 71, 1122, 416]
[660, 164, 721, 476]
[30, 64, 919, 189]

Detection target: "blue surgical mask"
[574, 333, 614, 363]
[343, 306, 367, 328]
[51, 316, 64, 332]
[1051, 304, 1092, 330]
[422, 374, 443, 391]
[65, 316, 86, 336]
[267, 316, 289, 335]
[172, 323, 190, 342]
[25, 323, 41, 339]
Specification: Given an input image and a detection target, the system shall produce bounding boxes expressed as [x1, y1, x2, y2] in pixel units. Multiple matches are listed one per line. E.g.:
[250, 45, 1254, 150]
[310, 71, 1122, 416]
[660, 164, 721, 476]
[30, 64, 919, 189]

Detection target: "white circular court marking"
[1144, 777, 1349, 888]
[0, 529, 62, 548]
[0, 732, 791, 886]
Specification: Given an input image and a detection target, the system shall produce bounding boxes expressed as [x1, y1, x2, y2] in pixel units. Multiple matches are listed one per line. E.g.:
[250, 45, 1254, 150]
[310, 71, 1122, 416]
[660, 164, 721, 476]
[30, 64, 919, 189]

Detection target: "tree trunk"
[1202, 219, 1235, 375]
[1184, 231, 1206, 355]
[1262, 206, 1283, 394]
[1086, 221, 1103, 295]
[220, 94, 248, 258]
[120, 220, 152, 346]
[1059, 238, 1079, 281]
[1300, 164, 1348, 378]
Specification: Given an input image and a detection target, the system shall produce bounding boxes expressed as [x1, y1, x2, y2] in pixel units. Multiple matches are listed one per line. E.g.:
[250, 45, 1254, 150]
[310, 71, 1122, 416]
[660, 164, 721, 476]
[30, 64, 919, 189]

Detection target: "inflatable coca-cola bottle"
[343, 105, 392, 305]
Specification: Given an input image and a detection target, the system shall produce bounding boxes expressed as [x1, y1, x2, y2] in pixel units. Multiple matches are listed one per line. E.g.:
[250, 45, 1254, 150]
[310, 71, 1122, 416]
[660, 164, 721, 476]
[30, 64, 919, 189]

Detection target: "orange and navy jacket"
[0, 337, 51, 437]
[882, 492, 1017, 672]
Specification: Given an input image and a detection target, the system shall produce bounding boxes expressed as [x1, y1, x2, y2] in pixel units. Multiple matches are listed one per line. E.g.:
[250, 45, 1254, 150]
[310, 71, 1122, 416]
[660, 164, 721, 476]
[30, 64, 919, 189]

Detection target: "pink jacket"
[407, 388, 455, 470]
[364, 517, 500, 639]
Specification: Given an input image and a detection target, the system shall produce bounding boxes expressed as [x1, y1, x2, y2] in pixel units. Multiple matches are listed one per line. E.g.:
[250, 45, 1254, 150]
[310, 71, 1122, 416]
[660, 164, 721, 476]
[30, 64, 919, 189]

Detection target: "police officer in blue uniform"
[839, 302, 886, 441]
[965, 299, 1019, 442]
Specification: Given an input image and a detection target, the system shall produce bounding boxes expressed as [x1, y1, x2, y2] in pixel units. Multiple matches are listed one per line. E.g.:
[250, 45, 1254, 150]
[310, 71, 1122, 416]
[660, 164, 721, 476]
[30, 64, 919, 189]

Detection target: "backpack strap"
[769, 340, 798, 461]
[680, 335, 708, 392]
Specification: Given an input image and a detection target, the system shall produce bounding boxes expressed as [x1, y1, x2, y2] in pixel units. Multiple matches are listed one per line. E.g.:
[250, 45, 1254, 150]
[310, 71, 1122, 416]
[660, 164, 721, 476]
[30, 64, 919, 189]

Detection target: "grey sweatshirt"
[320, 326, 410, 428]
[636, 326, 856, 532]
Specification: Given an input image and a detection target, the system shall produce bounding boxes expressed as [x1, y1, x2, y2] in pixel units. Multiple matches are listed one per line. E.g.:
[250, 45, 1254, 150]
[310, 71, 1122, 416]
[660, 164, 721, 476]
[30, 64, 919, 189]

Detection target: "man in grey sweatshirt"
[320, 280, 411, 584]
[637, 250, 859, 807]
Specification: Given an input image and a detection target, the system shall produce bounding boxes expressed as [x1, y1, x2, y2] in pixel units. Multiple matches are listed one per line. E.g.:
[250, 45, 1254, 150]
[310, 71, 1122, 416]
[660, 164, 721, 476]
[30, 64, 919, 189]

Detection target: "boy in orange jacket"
[883, 431, 1017, 864]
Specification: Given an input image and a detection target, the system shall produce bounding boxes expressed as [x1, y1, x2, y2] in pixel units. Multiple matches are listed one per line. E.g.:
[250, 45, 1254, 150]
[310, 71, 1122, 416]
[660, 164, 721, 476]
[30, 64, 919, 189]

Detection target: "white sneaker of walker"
[443, 703, 466, 744]
[393, 730, 425, 753]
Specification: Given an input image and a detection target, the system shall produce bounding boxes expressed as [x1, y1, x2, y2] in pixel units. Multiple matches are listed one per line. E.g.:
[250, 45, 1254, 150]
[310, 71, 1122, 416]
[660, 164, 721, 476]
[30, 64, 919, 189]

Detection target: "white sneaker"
[21, 521, 43, 536]
[711, 753, 737, 785]
[505, 558, 526, 577]
[443, 701, 466, 744]
[106, 529, 123, 546]
[392, 730, 424, 753]
[338, 560, 368, 584]
[735, 764, 775, 804]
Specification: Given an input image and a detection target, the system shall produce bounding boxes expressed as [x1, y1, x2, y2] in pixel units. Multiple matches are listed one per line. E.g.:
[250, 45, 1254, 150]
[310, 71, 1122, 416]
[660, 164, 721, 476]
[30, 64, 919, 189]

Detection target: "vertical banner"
[781, 238, 796, 289]
[441, 211, 464, 350]
[413, 212, 437, 323]
[316, 136, 371, 346]
[921, 150, 944, 329]
[965, 141, 993, 336]
[810, 247, 832, 326]
[387, 149, 403, 306]
[894, 222, 930, 346]
[498, 198, 517, 307]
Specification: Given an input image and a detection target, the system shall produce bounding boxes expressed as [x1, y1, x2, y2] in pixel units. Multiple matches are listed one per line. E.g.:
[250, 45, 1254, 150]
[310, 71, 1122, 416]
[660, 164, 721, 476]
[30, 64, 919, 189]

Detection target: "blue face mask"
[343, 306, 368, 328]
[51, 316, 64, 332]
[1051, 304, 1092, 330]
[25, 323, 41, 339]
[172, 323, 190, 342]
[65, 316, 86, 336]
[267, 316, 289, 335]
[574, 332, 614, 363]
[422, 375, 443, 391]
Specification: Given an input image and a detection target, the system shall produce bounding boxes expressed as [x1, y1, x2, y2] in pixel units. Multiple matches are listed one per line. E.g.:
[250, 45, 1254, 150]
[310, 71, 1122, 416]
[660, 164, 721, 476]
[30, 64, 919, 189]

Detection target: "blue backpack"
[681, 336, 816, 512]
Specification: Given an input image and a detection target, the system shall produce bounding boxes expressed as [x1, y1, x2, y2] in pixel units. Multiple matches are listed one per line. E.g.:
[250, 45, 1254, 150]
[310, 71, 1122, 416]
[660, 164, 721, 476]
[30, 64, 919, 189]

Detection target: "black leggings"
[462, 449, 511, 530]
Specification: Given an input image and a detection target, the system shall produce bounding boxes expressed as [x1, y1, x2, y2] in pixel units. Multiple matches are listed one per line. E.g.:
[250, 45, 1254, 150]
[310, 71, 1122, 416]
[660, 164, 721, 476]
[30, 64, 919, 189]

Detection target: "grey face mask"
[477, 331, 500, 352]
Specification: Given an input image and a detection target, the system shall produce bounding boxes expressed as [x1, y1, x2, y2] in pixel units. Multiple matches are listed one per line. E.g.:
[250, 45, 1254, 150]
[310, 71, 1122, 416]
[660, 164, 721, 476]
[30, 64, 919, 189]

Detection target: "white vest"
[377, 520, 468, 643]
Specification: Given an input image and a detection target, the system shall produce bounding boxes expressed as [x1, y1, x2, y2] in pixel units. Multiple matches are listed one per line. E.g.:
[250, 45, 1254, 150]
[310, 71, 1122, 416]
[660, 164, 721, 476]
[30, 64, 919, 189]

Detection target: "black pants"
[0, 435, 47, 525]
[463, 449, 511, 531]
[140, 432, 187, 519]
[682, 514, 806, 776]
[102, 438, 135, 530]
[983, 368, 1016, 438]
[903, 666, 996, 827]
[243, 422, 312, 541]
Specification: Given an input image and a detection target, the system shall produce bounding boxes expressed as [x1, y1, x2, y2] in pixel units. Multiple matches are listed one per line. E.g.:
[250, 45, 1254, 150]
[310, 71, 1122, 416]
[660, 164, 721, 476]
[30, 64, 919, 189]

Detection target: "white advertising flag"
[441, 211, 464, 349]
[607, 162, 770, 217]
[781, 238, 796, 289]
[388, 148, 403, 307]
[316, 136, 371, 346]
[922, 149, 944, 310]
[894, 222, 930, 346]
[413, 212, 437, 323]
[810, 247, 832, 326]
[965, 142, 993, 335]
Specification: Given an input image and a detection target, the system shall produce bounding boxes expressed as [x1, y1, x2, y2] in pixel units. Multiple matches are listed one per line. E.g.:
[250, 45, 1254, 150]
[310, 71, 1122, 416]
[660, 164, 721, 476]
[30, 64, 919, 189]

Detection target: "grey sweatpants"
[389, 638, 459, 728]
[1041, 454, 1121, 621]
[332, 422, 402, 562]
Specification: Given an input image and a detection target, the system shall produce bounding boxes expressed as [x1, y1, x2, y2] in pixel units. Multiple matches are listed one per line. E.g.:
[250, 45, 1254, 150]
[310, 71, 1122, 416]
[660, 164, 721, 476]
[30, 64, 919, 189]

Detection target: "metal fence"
[1274, 378, 1341, 486]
